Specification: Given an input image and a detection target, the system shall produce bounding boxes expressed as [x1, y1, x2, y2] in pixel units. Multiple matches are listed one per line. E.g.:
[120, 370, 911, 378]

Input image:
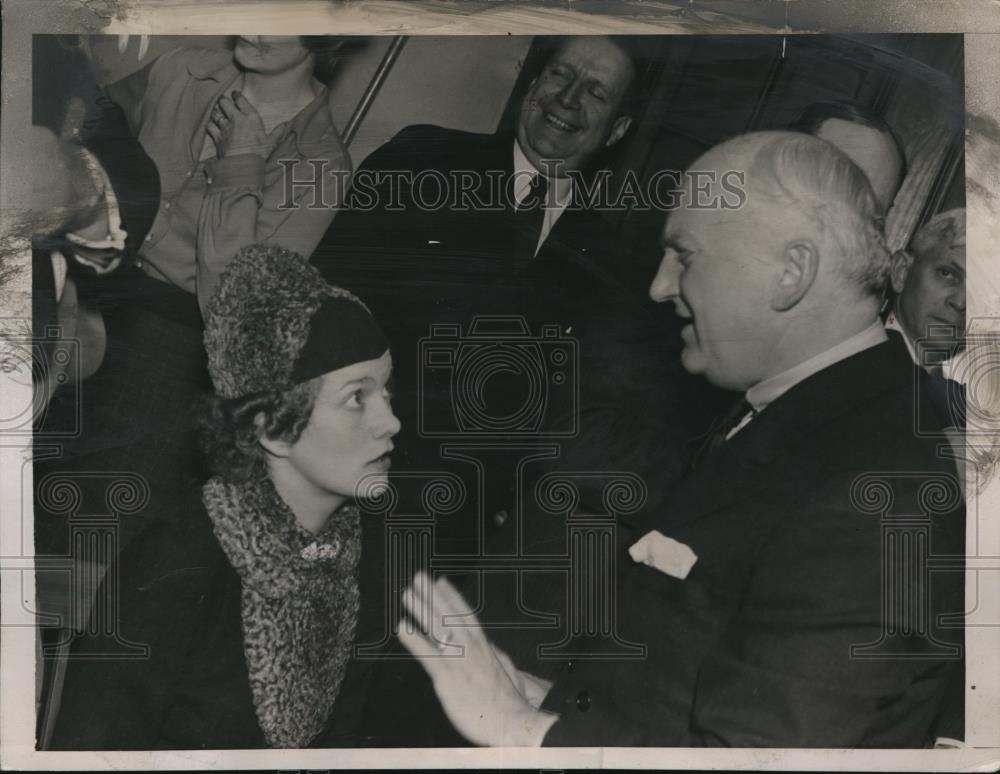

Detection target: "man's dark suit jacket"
[539, 336, 965, 747]
[312, 124, 609, 318]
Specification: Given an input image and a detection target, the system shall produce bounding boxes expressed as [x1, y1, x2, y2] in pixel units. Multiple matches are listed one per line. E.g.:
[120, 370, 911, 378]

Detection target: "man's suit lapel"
[625, 337, 916, 536]
[447, 132, 517, 255]
[635, 411, 782, 535]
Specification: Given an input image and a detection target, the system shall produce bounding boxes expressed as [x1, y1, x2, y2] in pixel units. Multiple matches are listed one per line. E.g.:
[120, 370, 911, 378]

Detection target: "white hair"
[746, 131, 891, 296]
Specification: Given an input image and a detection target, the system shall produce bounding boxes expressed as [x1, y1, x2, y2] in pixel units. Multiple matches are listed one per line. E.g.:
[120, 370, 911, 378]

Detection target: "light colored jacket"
[108, 47, 350, 314]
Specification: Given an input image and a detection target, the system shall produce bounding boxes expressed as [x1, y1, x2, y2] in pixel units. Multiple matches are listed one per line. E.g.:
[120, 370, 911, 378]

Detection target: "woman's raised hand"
[398, 571, 559, 747]
[207, 91, 273, 160]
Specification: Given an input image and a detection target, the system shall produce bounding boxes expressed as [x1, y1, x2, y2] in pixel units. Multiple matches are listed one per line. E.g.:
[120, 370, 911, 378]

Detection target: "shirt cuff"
[205, 154, 266, 190]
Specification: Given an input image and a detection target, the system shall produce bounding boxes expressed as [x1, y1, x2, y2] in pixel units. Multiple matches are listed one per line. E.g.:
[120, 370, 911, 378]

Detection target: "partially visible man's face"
[892, 242, 966, 348]
[815, 118, 903, 212]
[649, 156, 785, 391]
[517, 37, 634, 176]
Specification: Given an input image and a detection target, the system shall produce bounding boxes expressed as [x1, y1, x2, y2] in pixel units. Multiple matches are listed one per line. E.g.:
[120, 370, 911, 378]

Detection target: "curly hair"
[910, 208, 965, 263]
[199, 377, 321, 483]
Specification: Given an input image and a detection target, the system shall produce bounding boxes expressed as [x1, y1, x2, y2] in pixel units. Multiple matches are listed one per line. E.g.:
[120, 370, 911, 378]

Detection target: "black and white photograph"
[2, 1, 999, 770]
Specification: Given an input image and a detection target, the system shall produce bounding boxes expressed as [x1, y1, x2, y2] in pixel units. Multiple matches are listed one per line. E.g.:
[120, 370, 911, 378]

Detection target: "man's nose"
[649, 250, 693, 318]
[556, 79, 583, 109]
[949, 282, 966, 313]
[649, 249, 681, 303]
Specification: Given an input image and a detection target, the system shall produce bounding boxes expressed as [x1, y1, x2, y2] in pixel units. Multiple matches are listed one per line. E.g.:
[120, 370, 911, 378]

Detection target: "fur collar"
[203, 475, 361, 747]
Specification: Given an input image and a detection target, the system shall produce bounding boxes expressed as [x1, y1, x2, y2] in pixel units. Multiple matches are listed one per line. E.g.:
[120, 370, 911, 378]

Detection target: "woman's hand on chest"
[206, 91, 275, 160]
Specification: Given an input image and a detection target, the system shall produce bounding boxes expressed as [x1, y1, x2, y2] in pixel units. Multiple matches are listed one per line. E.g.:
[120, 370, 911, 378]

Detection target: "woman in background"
[108, 35, 351, 313]
[52, 37, 353, 529]
[51, 244, 399, 749]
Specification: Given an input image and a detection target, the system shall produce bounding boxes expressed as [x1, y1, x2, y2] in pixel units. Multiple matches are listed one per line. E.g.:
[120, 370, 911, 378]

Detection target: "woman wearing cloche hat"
[51, 244, 400, 749]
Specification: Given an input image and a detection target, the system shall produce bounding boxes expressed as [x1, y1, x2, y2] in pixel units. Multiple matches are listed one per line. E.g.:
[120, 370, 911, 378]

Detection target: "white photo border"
[2, 1, 999, 770]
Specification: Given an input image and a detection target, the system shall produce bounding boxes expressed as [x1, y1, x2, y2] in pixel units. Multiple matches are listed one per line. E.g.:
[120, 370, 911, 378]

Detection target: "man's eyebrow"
[661, 232, 694, 251]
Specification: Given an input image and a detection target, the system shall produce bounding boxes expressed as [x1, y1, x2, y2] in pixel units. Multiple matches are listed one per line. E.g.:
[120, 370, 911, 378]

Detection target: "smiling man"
[312, 36, 650, 556]
[400, 131, 965, 748]
[516, 36, 635, 182]
[314, 35, 639, 289]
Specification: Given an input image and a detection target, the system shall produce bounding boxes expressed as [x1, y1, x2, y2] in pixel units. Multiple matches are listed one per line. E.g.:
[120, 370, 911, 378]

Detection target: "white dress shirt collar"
[746, 321, 889, 413]
[884, 310, 918, 363]
[512, 140, 575, 255]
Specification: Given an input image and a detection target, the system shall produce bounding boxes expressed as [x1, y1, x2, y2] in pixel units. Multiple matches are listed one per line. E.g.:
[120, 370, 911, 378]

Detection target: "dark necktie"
[690, 397, 757, 470]
[513, 174, 549, 269]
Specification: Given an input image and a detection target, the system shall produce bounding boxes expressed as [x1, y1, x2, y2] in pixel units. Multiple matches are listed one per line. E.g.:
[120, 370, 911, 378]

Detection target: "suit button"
[575, 690, 590, 712]
[492, 509, 509, 528]
[566, 659, 576, 673]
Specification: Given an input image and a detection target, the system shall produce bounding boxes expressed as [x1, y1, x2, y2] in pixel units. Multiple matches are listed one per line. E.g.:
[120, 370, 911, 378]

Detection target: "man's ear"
[889, 249, 914, 294]
[772, 240, 818, 311]
[255, 412, 293, 459]
[605, 115, 633, 148]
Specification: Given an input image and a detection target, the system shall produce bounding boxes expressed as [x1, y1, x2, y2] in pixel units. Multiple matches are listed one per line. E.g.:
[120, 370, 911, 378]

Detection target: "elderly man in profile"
[399, 131, 965, 748]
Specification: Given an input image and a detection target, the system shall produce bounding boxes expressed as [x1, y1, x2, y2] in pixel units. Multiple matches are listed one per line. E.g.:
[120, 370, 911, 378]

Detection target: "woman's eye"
[589, 86, 608, 101]
[938, 268, 953, 279]
[345, 390, 365, 409]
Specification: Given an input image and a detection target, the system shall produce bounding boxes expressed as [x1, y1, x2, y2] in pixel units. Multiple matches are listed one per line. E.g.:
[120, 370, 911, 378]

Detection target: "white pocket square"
[628, 530, 698, 580]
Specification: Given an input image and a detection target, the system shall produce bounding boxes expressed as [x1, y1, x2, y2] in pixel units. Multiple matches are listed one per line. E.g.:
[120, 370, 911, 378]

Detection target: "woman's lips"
[368, 451, 393, 470]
